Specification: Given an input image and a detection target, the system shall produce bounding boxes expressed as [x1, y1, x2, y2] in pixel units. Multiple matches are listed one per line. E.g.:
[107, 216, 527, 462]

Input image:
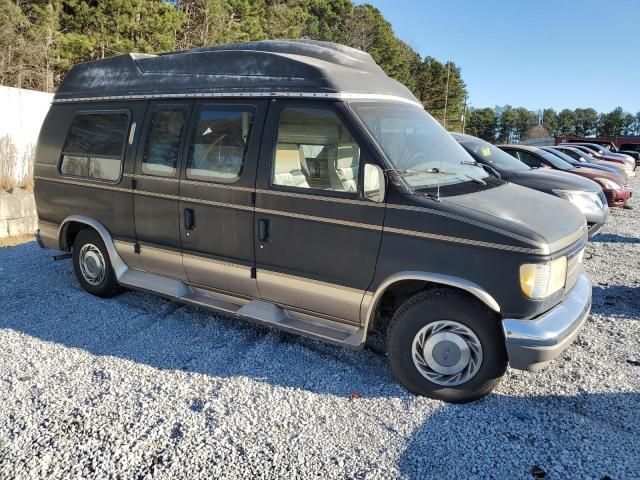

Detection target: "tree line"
[0, 0, 468, 131]
[466, 105, 640, 143]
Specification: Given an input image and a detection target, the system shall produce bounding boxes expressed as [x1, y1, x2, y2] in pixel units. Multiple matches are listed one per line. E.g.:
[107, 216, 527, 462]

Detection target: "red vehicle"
[499, 145, 632, 208]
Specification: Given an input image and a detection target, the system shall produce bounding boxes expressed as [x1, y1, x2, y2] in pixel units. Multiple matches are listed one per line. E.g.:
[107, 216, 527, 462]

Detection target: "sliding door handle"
[184, 208, 195, 231]
[258, 218, 270, 242]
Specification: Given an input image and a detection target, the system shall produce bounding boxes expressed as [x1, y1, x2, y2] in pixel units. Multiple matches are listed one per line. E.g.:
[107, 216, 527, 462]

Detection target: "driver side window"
[272, 107, 361, 193]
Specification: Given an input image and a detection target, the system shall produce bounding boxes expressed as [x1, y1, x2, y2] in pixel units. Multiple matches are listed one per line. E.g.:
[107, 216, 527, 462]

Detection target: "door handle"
[184, 208, 195, 231]
[258, 218, 269, 242]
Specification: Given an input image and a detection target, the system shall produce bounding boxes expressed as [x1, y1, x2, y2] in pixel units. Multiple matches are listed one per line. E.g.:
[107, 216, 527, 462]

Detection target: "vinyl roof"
[54, 40, 419, 104]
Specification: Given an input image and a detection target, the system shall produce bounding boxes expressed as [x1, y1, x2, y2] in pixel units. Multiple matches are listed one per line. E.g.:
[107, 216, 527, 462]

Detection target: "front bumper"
[502, 272, 592, 371]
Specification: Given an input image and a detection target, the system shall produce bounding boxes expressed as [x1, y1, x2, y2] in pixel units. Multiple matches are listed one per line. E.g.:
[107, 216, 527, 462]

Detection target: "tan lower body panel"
[130, 242, 189, 281]
[183, 253, 260, 299]
[114, 240, 145, 271]
[50, 229, 365, 326]
[37, 221, 59, 250]
[256, 270, 365, 324]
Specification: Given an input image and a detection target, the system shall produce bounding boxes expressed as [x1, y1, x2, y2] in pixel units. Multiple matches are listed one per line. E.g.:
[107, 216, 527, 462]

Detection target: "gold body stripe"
[254, 207, 383, 231]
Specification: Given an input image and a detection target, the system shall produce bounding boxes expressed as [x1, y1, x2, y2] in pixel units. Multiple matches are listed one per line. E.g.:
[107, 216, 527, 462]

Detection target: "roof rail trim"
[51, 91, 424, 107]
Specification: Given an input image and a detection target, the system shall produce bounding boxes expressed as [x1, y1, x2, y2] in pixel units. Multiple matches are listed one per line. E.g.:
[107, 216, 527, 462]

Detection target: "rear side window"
[186, 106, 255, 182]
[60, 111, 129, 182]
[142, 107, 188, 177]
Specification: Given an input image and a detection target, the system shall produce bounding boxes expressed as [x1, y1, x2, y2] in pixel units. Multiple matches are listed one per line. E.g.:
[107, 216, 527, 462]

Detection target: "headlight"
[594, 177, 620, 190]
[552, 189, 603, 211]
[520, 256, 567, 299]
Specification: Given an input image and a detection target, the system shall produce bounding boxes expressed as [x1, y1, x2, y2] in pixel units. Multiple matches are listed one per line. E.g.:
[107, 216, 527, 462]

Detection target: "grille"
[565, 248, 584, 292]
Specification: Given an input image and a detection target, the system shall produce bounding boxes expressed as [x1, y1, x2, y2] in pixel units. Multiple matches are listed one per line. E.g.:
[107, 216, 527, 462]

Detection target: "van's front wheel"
[72, 228, 121, 298]
[387, 289, 507, 403]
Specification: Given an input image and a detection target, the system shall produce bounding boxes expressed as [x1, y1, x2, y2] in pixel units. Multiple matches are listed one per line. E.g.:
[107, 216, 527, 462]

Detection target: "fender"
[58, 215, 129, 279]
[362, 271, 501, 330]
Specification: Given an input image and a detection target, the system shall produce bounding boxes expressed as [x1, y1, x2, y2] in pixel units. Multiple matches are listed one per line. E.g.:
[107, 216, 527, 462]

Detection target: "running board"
[118, 268, 366, 348]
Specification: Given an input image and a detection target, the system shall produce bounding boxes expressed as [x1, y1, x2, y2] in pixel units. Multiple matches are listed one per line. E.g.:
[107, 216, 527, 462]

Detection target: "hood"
[581, 162, 620, 175]
[509, 168, 601, 193]
[601, 153, 635, 167]
[572, 166, 625, 187]
[443, 182, 587, 254]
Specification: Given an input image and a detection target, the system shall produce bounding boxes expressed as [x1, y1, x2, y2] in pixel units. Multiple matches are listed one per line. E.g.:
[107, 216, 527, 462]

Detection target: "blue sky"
[356, 0, 640, 113]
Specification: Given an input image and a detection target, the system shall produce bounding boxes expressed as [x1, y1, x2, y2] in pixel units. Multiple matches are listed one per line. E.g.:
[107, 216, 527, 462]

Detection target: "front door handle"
[184, 208, 195, 231]
[258, 218, 269, 242]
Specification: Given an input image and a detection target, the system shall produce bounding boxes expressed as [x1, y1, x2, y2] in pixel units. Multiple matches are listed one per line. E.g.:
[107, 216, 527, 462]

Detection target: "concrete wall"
[0, 191, 37, 238]
[0, 86, 54, 184]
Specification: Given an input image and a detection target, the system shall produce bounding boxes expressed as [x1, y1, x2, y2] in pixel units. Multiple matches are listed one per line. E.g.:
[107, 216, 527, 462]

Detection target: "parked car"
[33, 40, 593, 403]
[568, 145, 636, 178]
[452, 134, 608, 236]
[556, 138, 640, 165]
[618, 143, 640, 166]
[550, 145, 627, 178]
[564, 143, 636, 175]
[537, 147, 631, 208]
[499, 145, 629, 209]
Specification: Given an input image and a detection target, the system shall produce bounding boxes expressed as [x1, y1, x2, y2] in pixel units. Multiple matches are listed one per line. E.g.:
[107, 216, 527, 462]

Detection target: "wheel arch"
[363, 272, 501, 332]
[58, 215, 128, 278]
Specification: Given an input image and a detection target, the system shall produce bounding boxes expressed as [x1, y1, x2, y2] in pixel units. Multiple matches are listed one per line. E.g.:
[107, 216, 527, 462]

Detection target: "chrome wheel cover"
[79, 243, 106, 286]
[411, 320, 483, 386]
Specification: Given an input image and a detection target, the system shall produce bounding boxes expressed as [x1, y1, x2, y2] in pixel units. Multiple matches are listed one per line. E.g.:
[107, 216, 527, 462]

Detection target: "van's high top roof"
[54, 40, 419, 105]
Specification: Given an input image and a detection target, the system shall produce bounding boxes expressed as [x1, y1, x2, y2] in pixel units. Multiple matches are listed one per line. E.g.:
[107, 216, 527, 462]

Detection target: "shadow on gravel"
[0, 242, 400, 398]
[398, 391, 640, 479]
[591, 233, 640, 244]
[591, 284, 640, 319]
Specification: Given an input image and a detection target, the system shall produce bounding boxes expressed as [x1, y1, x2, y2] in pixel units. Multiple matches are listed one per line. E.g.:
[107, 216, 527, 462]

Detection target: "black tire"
[387, 288, 507, 403]
[72, 228, 121, 298]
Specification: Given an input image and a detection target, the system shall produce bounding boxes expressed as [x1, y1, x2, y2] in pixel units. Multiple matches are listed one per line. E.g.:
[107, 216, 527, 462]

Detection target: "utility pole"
[462, 95, 468, 133]
[443, 56, 451, 129]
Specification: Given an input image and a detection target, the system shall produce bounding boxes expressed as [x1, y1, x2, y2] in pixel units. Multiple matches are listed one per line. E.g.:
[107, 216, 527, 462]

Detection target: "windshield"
[543, 147, 578, 164]
[571, 143, 604, 154]
[454, 134, 530, 172]
[351, 102, 488, 188]
[536, 149, 574, 170]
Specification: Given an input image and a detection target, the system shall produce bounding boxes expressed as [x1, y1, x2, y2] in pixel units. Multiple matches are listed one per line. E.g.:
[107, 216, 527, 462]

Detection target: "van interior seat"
[273, 143, 310, 188]
[331, 144, 360, 192]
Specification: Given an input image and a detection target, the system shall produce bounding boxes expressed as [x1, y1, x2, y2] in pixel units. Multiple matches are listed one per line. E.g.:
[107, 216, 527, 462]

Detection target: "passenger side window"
[60, 112, 129, 182]
[142, 107, 187, 177]
[186, 106, 254, 182]
[272, 107, 361, 193]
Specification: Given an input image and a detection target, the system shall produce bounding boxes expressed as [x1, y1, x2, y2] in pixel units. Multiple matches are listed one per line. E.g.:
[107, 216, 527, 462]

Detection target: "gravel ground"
[1, 180, 639, 480]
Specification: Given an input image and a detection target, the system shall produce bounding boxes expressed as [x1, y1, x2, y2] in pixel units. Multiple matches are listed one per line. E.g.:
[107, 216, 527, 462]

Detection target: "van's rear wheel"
[72, 228, 121, 298]
[387, 289, 507, 403]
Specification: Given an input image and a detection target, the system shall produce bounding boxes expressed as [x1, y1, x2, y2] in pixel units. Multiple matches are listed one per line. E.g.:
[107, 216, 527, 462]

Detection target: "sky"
[356, 0, 640, 113]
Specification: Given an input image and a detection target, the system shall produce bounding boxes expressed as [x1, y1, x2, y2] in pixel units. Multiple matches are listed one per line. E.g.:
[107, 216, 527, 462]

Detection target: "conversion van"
[34, 41, 592, 403]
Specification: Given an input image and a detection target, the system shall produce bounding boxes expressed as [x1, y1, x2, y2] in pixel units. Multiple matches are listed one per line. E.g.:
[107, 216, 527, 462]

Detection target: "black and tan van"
[34, 41, 592, 403]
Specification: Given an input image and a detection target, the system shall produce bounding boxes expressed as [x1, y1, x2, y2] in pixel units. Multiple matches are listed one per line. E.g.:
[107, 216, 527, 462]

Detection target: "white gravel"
[1, 179, 639, 479]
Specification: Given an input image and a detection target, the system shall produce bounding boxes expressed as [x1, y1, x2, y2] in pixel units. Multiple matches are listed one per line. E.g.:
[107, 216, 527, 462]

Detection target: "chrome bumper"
[502, 272, 592, 371]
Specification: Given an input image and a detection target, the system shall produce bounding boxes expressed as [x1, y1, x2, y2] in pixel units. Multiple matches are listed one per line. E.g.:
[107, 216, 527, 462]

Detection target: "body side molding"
[362, 271, 501, 329]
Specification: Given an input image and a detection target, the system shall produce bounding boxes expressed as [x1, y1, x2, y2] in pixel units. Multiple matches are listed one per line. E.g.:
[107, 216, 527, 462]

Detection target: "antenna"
[443, 56, 451, 129]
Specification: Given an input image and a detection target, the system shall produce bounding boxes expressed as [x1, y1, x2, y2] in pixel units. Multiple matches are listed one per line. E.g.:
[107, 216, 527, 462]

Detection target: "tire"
[72, 228, 121, 298]
[387, 288, 507, 403]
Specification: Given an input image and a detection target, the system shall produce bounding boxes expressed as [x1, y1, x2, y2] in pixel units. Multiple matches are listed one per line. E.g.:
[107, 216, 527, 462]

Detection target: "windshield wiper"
[461, 160, 481, 167]
[464, 174, 486, 186]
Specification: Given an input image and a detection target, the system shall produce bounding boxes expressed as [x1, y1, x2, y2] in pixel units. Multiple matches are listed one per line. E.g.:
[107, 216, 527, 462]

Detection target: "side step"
[118, 268, 366, 348]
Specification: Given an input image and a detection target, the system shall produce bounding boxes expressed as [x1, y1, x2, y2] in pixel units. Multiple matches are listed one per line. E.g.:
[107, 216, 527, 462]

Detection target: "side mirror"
[363, 163, 386, 203]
